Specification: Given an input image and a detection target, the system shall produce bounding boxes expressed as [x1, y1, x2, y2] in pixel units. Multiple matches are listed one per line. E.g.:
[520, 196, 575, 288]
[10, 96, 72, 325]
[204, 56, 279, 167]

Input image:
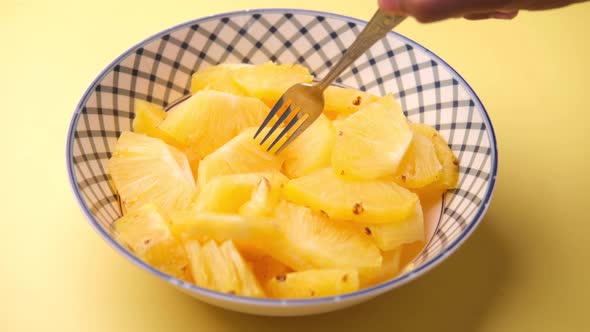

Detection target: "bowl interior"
[68, 9, 497, 302]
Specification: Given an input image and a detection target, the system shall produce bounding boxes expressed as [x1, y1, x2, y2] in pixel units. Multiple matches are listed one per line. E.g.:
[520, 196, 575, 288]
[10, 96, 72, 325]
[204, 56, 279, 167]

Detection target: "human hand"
[378, 0, 584, 22]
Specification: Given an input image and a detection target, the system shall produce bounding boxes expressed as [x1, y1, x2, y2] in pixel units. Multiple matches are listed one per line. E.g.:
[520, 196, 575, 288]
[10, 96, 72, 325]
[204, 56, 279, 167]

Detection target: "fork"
[254, 9, 406, 154]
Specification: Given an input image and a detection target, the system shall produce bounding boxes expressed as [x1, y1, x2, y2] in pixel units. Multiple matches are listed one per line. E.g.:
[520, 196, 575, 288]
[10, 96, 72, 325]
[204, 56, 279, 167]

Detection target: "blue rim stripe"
[66, 8, 498, 307]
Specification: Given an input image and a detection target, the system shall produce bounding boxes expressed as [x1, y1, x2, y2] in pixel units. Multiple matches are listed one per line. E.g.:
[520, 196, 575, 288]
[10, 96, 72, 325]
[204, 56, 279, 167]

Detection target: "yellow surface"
[1, 0, 589, 330]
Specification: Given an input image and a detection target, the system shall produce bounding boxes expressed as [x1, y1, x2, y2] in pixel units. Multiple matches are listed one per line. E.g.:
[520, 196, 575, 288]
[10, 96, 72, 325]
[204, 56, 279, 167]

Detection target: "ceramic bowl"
[66, 8, 498, 316]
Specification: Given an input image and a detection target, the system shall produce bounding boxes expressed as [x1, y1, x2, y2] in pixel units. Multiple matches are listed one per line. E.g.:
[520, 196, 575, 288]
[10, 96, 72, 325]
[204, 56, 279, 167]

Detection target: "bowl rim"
[66, 8, 498, 306]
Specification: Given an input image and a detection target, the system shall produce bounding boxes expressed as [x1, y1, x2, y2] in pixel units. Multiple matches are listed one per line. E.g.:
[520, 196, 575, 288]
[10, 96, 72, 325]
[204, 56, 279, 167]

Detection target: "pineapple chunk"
[323, 86, 379, 119]
[365, 201, 425, 251]
[170, 212, 282, 255]
[359, 249, 402, 287]
[194, 171, 287, 214]
[410, 123, 460, 190]
[187, 239, 264, 296]
[190, 63, 251, 95]
[281, 114, 336, 178]
[158, 90, 269, 159]
[394, 132, 443, 189]
[231, 62, 314, 107]
[272, 201, 382, 270]
[196, 128, 283, 188]
[185, 240, 208, 286]
[131, 99, 200, 179]
[266, 269, 359, 299]
[114, 203, 189, 280]
[170, 202, 382, 271]
[331, 94, 413, 179]
[219, 240, 265, 297]
[284, 168, 419, 224]
[238, 176, 284, 217]
[108, 132, 196, 212]
[246, 254, 293, 283]
[199, 240, 239, 293]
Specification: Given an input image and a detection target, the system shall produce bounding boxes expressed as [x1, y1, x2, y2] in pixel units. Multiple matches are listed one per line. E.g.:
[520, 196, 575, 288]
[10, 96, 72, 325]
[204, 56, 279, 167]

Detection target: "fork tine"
[266, 111, 304, 152]
[253, 97, 286, 139]
[275, 116, 315, 154]
[259, 104, 294, 145]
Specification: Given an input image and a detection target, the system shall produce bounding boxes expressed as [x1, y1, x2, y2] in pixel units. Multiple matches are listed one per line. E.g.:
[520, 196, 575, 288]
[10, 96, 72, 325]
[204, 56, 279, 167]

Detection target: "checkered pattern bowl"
[66, 9, 498, 316]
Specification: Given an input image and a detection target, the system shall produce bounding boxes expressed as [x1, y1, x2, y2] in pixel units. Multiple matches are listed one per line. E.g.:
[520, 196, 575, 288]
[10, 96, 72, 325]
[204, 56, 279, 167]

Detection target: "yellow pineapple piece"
[281, 114, 336, 178]
[284, 168, 419, 224]
[108, 132, 196, 212]
[359, 249, 402, 287]
[114, 203, 189, 280]
[184, 240, 208, 286]
[194, 171, 287, 214]
[266, 269, 359, 299]
[365, 201, 425, 251]
[219, 240, 265, 297]
[272, 201, 382, 270]
[331, 94, 413, 179]
[394, 132, 443, 189]
[190, 63, 251, 95]
[170, 212, 282, 255]
[246, 254, 293, 284]
[131, 99, 200, 179]
[198, 240, 241, 294]
[323, 86, 379, 119]
[410, 123, 460, 190]
[238, 175, 285, 217]
[231, 62, 314, 107]
[196, 128, 283, 188]
[158, 90, 269, 159]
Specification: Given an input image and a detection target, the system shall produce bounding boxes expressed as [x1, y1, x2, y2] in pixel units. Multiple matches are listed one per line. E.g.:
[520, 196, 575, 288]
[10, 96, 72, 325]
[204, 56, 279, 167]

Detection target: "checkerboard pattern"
[68, 10, 496, 279]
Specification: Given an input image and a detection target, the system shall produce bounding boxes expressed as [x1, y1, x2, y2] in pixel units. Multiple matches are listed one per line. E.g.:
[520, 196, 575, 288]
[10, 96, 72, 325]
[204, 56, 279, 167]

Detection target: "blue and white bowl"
[66, 9, 498, 316]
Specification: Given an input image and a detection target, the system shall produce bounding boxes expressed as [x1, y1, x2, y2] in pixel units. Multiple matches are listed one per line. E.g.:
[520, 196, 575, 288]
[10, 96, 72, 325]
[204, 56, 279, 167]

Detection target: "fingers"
[379, 0, 518, 22]
[464, 10, 519, 20]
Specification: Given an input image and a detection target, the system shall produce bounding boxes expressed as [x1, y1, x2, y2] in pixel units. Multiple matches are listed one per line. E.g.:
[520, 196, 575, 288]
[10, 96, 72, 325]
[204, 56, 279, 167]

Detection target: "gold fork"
[254, 9, 406, 154]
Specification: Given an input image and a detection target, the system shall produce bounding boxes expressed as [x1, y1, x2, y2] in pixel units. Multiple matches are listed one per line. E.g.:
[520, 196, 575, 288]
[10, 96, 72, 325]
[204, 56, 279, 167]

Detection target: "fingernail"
[490, 10, 519, 19]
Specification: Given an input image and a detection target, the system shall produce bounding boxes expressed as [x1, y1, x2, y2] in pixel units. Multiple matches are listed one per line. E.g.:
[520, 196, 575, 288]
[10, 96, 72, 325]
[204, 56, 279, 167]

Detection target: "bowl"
[66, 8, 498, 316]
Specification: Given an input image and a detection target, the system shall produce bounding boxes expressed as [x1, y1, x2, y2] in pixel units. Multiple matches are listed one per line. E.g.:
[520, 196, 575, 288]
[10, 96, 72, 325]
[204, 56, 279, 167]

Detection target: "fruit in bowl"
[67, 9, 497, 316]
[108, 62, 460, 299]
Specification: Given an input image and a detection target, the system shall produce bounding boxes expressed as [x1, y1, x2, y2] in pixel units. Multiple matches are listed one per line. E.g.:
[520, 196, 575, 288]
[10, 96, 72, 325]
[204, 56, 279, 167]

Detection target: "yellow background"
[1, 0, 589, 330]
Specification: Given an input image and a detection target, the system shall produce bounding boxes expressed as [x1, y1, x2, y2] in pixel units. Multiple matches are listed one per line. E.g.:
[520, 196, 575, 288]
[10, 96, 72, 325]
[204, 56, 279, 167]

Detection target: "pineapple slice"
[394, 132, 443, 189]
[194, 171, 287, 214]
[189, 239, 265, 296]
[272, 201, 382, 270]
[219, 240, 265, 297]
[114, 203, 189, 280]
[131, 99, 200, 179]
[108, 132, 196, 212]
[266, 269, 359, 299]
[231, 62, 314, 107]
[158, 90, 269, 159]
[410, 123, 460, 190]
[198, 240, 241, 294]
[170, 203, 382, 271]
[184, 240, 208, 286]
[323, 86, 379, 119]
[190, 63, 251, 95]
[365, 201, 425, 251]
[359, 249, 402, 287]
[281, 114, 336, 178]
[284, 168, 419, 224]
[238, 176, 284, 217]
[196, 128, 283, 188]
[331, 94, 413, 179]
[170, 212, 282, 255]
[132, 99, 169, 141]
[246, 254, 293, 283]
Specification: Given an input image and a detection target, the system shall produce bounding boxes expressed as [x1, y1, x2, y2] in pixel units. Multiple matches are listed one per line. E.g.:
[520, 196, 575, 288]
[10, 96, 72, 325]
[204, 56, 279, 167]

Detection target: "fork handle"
[316, 10, 406, 91]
